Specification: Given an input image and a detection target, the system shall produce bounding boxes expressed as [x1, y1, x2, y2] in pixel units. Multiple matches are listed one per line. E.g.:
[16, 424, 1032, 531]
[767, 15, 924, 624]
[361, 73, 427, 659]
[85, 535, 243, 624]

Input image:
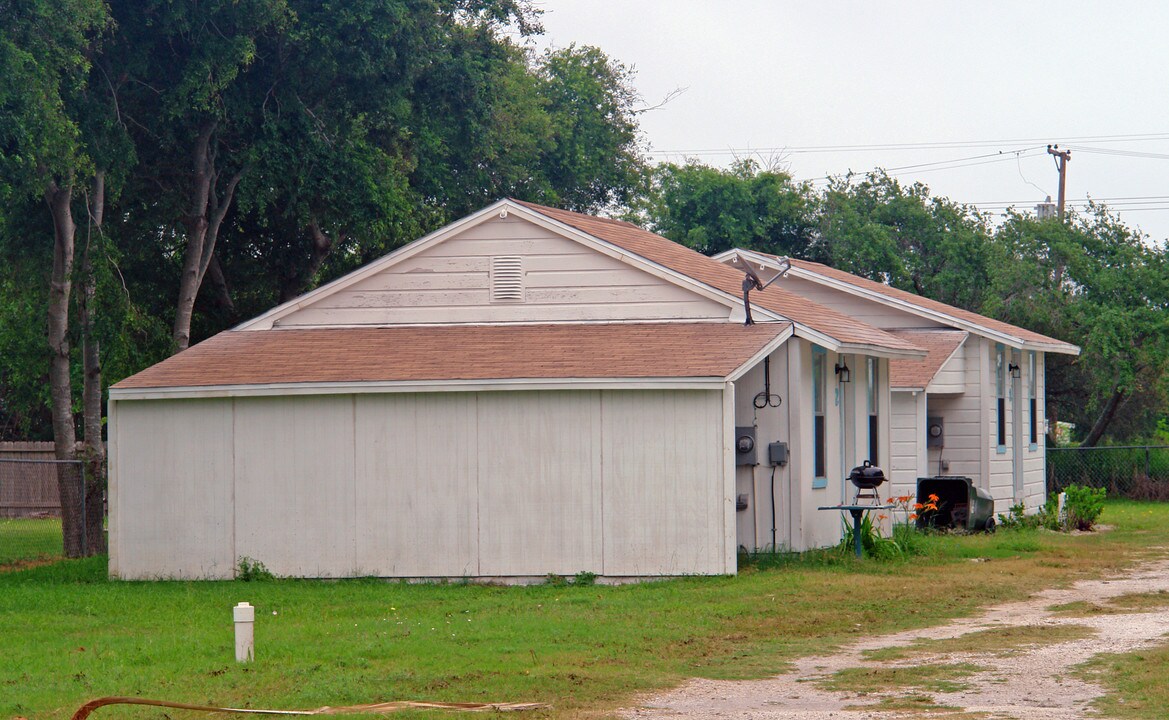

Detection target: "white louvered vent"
[490, 256, 524, 302]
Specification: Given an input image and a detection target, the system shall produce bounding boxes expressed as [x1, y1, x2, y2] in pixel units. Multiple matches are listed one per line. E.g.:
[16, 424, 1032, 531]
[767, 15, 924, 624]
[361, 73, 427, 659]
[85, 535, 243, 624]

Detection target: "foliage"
[642, 159, 816, 257]
[1063, 484, 1106, 531]
[813, 171, 993, 310]
[839, 511, 902, 560]
[235, 556, 275, 581]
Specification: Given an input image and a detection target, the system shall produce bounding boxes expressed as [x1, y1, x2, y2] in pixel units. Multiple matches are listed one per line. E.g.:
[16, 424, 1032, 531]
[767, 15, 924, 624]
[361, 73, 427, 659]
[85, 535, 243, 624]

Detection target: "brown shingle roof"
[113, 323, 792, 390]
[514, 201, 921, 355]
[785, 257, 1079, 353]
[887, 330, 969, 390]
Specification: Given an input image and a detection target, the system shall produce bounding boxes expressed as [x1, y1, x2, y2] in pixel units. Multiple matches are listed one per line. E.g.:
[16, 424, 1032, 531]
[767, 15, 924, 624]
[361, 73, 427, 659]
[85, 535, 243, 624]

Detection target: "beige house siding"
[776, 277, 948, 330]
[927, 345, 966, 394]
[110, 388, 731, 580]
[889, 390, 926, 498]
[732, 348, 792, 551]
[276, 215, 731, 327]
[927, 338, 986, 484]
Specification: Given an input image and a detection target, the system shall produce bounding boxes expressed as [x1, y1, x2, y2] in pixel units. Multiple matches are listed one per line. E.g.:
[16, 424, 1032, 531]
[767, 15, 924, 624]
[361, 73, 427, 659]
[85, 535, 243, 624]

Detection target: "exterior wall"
[1022, 353, 1048, 509]
[927, 345, 966, 394]
[889, 390, 926, 498]
[277, 215, 730, 326]
[778, 278, 948, 329]
[732, 348, 792, 551]
[110, 388, 731, 580]
[926, 337, 985, 486]
[986, 341, 1015, 511]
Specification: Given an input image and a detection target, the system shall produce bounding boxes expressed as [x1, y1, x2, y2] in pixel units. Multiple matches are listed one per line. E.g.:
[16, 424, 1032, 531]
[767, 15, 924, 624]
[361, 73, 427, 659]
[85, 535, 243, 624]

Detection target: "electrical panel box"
[735, 426, 757, 466]
[768, 441, 789, 466]
[927, 416, 944, 447]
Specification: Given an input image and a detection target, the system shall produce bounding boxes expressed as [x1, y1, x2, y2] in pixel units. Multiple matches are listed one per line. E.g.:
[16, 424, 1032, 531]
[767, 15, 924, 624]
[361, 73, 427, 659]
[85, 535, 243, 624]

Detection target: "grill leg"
[850, 508, 864, 558]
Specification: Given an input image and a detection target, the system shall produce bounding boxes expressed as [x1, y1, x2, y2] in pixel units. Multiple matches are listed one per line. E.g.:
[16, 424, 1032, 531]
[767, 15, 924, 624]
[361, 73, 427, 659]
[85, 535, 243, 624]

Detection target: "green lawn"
[0, 516, 62, 566]
[2, 501, 1167, 720]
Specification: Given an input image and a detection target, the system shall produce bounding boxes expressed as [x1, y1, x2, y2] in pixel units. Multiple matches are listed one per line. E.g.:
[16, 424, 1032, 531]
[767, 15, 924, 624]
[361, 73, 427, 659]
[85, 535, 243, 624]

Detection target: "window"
[996, 345, 1006, 450]
[813, 347, 827, 485]
[1029, 352, 1038, 447]
[866, 357, 879, 465]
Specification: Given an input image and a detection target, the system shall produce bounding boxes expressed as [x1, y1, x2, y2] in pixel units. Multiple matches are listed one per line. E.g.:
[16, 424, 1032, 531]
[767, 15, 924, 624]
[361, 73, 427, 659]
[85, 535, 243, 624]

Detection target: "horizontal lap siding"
[781, 278, 946, 329]
[277, 216, 729, 326]
[889, 392, 923, 497]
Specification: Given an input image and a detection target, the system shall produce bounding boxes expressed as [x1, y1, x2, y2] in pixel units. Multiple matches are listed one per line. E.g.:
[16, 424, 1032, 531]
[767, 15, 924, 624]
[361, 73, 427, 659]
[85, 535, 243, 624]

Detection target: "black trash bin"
[915, 476, 996, 532]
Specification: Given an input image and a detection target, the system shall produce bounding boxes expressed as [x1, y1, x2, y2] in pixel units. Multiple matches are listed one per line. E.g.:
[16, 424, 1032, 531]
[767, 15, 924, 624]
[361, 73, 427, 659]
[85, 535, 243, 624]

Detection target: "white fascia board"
[1021, 342, 1081, 356]
[836, 342, 927, 360]
[790, 324, 840, 352]
[108, 376, 730, 401]
[726, 323, 795, 382]
[238, 200, 517, 331]
[783, 264, 1030, 349]
[891, 385, 926, 393]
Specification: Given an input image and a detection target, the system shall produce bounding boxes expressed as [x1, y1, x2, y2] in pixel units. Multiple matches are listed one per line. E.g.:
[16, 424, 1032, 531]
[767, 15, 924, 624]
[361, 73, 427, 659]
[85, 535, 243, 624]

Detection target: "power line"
[653, 132, 1169, 157]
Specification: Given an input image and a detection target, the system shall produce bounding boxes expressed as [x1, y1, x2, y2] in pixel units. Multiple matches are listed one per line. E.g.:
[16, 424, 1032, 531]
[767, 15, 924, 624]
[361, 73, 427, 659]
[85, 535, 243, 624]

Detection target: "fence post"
[1147, 446, 1152, 483]
[80, 462, 87, 557]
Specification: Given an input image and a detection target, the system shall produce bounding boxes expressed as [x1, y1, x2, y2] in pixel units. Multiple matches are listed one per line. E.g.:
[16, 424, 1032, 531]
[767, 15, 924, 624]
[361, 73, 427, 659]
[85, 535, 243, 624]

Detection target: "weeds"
[236, 557, 275, 581]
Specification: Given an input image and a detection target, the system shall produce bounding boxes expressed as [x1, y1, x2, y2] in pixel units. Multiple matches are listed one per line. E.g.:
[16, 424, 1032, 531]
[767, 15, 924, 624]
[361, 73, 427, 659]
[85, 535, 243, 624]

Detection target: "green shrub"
[1063, 484, 1106, 531]
[236, 556, 274, 581]
[572, 571, 597, 586]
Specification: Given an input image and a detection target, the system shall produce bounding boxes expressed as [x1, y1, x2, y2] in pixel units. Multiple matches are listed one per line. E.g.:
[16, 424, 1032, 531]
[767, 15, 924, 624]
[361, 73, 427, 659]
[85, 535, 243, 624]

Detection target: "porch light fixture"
[834, 361, 851, 383]
[1008, 362, 1021, 379]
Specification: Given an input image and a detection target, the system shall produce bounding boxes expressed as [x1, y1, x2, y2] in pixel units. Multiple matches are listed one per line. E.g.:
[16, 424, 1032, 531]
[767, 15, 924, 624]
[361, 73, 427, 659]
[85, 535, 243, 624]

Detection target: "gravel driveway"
[621, 553, 1169, 719]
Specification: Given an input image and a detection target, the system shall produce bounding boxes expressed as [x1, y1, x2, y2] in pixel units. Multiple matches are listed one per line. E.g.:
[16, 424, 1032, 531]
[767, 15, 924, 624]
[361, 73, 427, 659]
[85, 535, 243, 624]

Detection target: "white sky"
[530, 1, 1169, 243]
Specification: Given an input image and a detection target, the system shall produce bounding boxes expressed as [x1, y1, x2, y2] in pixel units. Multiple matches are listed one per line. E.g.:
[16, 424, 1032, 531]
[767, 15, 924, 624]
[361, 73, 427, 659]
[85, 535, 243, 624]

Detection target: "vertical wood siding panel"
[477, 391, 602, 575]
[353, 394, 478, 576]
[234, 396, 356, 577]
[113, 399, 235, 579]
[602, 390, 724, 575]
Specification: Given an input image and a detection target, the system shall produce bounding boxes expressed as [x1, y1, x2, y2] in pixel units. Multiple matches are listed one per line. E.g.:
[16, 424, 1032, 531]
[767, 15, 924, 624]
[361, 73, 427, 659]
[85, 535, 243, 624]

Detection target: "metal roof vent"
[490, 256, 524, 302]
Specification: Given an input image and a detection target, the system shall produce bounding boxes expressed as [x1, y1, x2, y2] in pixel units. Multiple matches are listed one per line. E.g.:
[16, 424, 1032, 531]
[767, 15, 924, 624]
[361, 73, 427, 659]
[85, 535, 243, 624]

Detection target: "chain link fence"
[1048, 445, 1169, 500]
[0, 455, 85, 567]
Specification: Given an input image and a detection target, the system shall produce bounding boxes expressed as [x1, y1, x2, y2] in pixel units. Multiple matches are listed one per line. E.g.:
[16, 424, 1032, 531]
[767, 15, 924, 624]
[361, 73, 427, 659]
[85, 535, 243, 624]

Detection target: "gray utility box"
[915, 476, 996, 532]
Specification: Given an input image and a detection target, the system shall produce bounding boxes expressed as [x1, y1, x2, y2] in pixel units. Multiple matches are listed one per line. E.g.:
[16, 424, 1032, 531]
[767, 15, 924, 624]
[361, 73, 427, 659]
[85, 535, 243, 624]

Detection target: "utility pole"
[1047, 144, 1071, 219]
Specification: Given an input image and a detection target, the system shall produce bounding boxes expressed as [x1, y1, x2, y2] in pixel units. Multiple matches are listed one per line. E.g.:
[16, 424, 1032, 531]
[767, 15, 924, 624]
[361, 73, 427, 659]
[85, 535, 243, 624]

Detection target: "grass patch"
[861, 623, 1097, 662]
[820, 662, 984, 694]
[1077, 640, 1169, 719]
[1049, 590, 1169, 617]
[0, 516, 62, 567]
[1, 500, 1168, 719]
[843, 693, 959, 711]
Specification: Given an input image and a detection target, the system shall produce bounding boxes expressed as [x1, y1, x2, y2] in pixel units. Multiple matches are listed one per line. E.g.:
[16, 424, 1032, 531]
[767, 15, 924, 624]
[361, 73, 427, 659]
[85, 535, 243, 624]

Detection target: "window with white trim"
[1029, 352, 1038, 447]
[866, 357, 879, 465]
[813, 347, 827, 483]
[996, 345, 1007, 450]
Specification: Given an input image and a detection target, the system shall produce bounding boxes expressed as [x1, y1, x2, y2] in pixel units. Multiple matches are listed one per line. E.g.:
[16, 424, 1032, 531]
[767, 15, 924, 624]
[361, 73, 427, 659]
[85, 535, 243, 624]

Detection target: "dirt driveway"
[621, 553, 1169, 719]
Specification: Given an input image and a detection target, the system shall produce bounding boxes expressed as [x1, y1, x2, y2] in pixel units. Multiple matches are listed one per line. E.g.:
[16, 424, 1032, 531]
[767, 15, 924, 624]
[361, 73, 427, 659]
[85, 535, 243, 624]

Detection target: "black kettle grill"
[848, 460, 886, 503]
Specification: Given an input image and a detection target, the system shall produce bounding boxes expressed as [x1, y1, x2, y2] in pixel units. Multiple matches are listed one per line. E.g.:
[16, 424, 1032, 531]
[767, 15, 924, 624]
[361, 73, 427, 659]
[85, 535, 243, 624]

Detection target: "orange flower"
[928, 493, 940, 502]
[909, 513, 918, 521]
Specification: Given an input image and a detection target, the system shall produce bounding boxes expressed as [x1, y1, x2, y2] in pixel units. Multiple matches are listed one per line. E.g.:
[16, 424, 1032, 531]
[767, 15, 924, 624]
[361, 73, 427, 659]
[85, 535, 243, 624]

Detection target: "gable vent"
[490, 256, 524, 302]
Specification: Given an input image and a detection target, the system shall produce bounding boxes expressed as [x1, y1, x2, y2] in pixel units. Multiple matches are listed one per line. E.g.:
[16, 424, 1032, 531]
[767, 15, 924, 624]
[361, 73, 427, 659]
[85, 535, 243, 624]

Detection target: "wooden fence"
[0, 442, 62, 517]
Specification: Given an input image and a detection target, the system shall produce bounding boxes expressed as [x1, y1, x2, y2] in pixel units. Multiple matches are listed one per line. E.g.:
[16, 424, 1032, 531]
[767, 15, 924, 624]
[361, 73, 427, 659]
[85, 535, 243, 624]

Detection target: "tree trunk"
[45, 177, 84, 558]
[172, 121, 243, 352]
[204, 252, 235, 315]
[279, 218, 338, 303]
[80, 171, 107, 555]
[1080, 386, 1127, 448]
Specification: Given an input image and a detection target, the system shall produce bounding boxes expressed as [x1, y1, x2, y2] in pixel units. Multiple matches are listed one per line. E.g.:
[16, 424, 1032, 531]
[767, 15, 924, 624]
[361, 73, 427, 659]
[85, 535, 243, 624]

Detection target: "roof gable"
[514, 201, 923, 358]
[242, 200, 743, 331]
[887, 329, 968, 391]
[722, 249, 1080, 355]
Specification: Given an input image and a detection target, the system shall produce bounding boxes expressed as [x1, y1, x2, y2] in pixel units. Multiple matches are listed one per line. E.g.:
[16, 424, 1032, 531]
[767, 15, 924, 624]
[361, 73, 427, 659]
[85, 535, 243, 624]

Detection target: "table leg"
[850, 508, 864, 558]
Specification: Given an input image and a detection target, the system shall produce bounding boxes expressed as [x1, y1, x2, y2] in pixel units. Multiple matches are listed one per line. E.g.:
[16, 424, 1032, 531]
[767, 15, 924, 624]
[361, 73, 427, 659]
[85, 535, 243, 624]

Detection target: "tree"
[643, 159, 816, 257]
[987, 206, 1169, 446]
[0, 0, 112, 555]
[814, 171, 993, 311]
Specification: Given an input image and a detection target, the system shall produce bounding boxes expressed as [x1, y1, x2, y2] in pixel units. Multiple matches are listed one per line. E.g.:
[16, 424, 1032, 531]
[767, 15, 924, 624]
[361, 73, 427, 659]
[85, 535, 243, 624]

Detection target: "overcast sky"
[531, 1, 1169, 243]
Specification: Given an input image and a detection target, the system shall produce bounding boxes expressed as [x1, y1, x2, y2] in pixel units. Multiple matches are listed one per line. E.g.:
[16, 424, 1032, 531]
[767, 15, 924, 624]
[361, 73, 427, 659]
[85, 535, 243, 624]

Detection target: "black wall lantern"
[834, 360, 851, 383]
[1008, 362, 1021, 379]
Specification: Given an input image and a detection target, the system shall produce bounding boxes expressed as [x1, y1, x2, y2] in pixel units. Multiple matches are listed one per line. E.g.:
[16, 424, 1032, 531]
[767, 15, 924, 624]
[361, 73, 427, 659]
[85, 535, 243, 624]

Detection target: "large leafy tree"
[0, 0, 114, 554]
[987, 207, 1169, 446]
[643, 159, 816, 257]
[814, 171, 993, 311]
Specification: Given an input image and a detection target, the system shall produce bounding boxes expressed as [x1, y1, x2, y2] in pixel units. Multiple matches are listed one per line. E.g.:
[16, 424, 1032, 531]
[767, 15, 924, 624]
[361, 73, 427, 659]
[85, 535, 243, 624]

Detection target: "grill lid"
[848, 460, 886, 489]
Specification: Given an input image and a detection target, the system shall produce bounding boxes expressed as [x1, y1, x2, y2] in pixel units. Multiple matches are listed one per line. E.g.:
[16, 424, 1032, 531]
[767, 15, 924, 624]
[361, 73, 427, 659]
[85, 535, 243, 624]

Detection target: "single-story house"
[716, 249, 1080, 514]
[110, 199, 936, 580]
